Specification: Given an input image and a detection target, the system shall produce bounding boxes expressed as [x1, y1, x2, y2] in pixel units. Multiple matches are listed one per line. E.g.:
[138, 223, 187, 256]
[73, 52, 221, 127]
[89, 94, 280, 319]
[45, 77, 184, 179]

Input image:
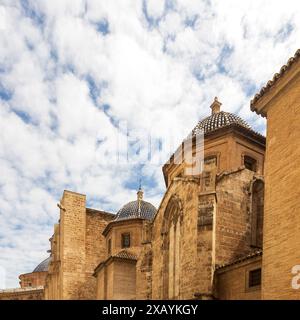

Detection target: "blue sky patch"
[95, 19, 110, 36]
[20, 0, 45, 28]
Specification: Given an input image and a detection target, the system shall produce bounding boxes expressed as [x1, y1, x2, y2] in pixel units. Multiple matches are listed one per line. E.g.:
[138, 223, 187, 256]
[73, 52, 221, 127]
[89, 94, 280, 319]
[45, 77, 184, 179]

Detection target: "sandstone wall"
[45, 190, 114, 300]
[215, 169, 257, 266]
[0, 288, 44, 300]
[261, 74, 300, 299]
[152, 178, 212, 299]
[19, 271, 47, 288]
[215, 256, 261, 300]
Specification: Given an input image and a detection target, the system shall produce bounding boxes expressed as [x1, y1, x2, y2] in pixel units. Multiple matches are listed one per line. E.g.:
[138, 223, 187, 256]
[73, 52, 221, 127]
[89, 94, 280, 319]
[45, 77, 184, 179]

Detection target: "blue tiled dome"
[115, 200, 157, 221]
[191, 97, 256, 136]
[33, 256, 51, 273]
[115, 189, 156, 221]
[192, 111, 251, 135]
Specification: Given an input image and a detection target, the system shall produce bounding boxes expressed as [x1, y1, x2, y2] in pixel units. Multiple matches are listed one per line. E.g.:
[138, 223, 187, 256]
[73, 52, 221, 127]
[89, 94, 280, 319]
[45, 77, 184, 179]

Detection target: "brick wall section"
[152, 178, 212, 299]
[215, 256, 261, 300]
[96, 219, 150, 300]
[0, 288, 44, 300]
[19, 271, 47, 288]
[215, 169, 257, 266]
[45, 191, 114, 300]
[136, 235, 152, 300]
[59, 190, 87, 299]
[113, 260, 137, 300]
[45, 224, 61, 299]
[260, 74, 300, 299]
[79, 209, 114, 299]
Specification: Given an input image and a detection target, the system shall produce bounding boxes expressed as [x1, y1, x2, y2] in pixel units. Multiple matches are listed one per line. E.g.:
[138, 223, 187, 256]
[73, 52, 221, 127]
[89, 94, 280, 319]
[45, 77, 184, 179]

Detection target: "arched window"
[251, 180, 264, 247]
[161, 195, 182, 299]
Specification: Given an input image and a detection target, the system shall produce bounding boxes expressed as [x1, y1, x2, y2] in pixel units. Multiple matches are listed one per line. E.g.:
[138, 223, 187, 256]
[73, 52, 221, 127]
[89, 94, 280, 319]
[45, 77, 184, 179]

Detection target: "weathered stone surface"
[251, 57, 300, 300]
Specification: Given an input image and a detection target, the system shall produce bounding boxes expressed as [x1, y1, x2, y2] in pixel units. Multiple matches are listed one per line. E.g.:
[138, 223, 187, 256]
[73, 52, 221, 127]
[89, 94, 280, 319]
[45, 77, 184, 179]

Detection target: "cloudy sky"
[0, 0, 299, 288]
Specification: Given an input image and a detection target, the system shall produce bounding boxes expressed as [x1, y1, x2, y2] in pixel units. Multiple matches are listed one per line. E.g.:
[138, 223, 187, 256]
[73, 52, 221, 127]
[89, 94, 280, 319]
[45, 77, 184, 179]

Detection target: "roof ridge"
[251, 48, 300, 108]
[216, 249, 262, 270]
[114, 250, 138, 260]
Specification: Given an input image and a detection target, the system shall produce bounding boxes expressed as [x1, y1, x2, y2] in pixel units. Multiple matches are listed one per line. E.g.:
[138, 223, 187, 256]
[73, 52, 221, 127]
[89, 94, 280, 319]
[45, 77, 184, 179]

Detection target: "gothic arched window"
[251, 180, 264, 248]
[161, 195, 182, 299]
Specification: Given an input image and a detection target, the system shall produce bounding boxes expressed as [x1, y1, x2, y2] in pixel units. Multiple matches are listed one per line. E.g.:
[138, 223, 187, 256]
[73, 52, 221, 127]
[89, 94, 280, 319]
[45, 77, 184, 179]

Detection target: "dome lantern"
[210, 97, 222, 115]
[191, 98, 253, 136]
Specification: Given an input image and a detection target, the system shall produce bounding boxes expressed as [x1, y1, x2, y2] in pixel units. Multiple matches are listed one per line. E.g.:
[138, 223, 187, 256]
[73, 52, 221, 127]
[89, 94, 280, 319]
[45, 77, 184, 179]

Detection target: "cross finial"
[210, 97, 222, 115]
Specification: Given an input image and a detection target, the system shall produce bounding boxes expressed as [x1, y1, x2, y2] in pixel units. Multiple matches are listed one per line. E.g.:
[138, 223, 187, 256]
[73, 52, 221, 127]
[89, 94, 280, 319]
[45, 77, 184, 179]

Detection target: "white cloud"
[146, 0, 165, 20]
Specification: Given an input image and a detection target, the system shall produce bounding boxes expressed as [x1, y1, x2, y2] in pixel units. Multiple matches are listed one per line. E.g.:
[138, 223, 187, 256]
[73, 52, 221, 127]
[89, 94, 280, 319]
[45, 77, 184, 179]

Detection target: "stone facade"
[44, 191, 114, 300]
[1, 98, 270, 300]
[151, 114, 265, 299]
[3, 50, 300, 300]
[0, 287, 44, 300]
[215, 252, 262, 300]
[250, 49, 300, 299]
[19, 271, 47, 289]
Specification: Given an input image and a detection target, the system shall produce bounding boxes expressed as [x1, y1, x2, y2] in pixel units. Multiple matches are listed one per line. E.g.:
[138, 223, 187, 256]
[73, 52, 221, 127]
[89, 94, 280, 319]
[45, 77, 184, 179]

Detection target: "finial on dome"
[137, 180, 143, 201]
[210, 97, 222, 115]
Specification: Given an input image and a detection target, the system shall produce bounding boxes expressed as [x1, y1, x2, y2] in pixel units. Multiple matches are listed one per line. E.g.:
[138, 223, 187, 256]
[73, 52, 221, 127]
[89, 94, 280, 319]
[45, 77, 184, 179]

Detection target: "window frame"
[245, 267, 262, 292]
[203, 154, 219, 171]
[121, 232, 131, 249]
[243, 155, 258, 172]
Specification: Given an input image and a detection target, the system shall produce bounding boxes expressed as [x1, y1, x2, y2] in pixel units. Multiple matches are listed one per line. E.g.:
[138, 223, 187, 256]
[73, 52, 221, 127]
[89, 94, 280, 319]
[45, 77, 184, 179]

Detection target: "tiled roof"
[86, 207, 114, 216]
[93, 250, 138, 276]
[115, 200, 156, 221]
[251, 48, 300, 108]
[114, 250, 137, 261]
[192, 111, 252, 135]
[33, 256, 51, 273]
[215, 250, 262, 270]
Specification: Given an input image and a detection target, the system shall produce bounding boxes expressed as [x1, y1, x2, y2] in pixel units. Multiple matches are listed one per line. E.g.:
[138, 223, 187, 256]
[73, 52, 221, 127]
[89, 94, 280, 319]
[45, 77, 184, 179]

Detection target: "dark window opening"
[249, 268, 261, 287]
[108, 238, 111, 255]
[121, 233, 130, 248]
[244, 156, 257, 172]
[251, 180, 264, 248]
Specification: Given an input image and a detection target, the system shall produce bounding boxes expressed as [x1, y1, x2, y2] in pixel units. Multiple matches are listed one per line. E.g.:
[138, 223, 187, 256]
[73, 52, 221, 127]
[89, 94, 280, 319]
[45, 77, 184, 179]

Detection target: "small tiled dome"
[192, 97, 252, 136]
[33, 256, 51, 273]
[115, 189, 156, 221]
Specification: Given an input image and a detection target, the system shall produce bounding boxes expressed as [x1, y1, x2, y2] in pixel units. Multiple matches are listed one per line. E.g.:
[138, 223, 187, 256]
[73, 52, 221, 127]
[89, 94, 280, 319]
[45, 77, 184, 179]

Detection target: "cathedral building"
[1, 48, 300, 300]
[44, 97, 265, 300]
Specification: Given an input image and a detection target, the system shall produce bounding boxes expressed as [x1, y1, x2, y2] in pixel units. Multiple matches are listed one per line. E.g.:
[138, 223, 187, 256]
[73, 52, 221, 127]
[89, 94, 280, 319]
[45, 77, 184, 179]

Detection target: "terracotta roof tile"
[251, 49, 300, 108]
[114, 250, 137, 260]
[215, 249, 262, 270]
